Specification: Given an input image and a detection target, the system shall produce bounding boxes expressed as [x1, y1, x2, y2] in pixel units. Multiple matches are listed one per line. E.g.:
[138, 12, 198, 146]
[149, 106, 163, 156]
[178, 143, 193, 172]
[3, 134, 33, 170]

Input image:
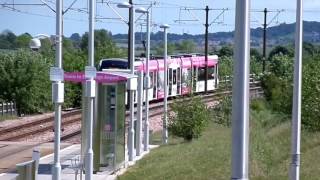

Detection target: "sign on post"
[50, 67, 64, 82]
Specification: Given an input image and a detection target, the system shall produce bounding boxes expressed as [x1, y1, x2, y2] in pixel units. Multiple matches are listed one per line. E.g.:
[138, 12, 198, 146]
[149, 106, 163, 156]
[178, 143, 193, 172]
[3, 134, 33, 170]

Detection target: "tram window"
[173, 70, 177, 84]
[198, 67, 206, 81]
[177, 68, 181, 82]
[208, 67, 215, 80]
[182, 69, 188, 84]
[182, 69, 192, 86]
[188, 69, 192, 82]
[169, 69, 172, 84]
[197, 67, 215, 81]
[149, 72, 154, 87]
[158, 71, 164, 90]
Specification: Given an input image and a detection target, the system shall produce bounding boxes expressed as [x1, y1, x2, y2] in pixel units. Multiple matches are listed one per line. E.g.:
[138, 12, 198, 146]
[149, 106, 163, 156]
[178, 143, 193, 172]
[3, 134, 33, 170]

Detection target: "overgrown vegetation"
[0, 29, 125, 116]
[168, 96, 210, 141]
[119, 99, 320, 179]
[0, 50, 52, 115]
[218, 43, 320, 132]
[211, 96, 232, 127]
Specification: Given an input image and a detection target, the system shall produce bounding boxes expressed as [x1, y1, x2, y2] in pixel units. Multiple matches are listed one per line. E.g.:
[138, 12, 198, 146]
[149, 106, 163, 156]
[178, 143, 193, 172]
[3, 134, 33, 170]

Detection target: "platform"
[0, 143, 158, 180]
[0, 142, 70, 174]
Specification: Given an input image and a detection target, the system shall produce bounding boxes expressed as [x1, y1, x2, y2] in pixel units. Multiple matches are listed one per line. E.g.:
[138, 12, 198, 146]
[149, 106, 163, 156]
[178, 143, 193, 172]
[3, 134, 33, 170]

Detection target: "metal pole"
[128, 0, 133, 68]
[291, 0, 303, 179]
[231, 0, 250, 179]
[162, 25, 169, 144]
[204, 5, 209, 93]
[85, 0, 96, 179]
[52, 0, 63, 179]
[136, 71, 143, 156]
[128, 5, 136, 161]
[144, 11, 150, 151]
[262, 8, 267, 73]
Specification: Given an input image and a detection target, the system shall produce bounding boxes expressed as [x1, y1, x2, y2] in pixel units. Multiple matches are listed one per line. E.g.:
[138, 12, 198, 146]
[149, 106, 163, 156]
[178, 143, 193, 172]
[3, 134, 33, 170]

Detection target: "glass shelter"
[64, 70, 137, 174]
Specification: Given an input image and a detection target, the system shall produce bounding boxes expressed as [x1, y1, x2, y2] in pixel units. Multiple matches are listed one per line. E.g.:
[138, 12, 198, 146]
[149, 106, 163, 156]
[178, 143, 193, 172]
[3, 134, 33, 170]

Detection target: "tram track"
[0, 83, 263, 143]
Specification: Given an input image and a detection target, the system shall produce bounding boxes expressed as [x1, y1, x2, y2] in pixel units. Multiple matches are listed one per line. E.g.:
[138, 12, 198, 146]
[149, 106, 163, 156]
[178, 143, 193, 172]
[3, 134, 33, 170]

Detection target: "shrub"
[0, 50, 52, 115]
[302, 59, 320, 131]
[211, 96, 232, 127]
[250, 98, 267, 112]
[168, 96, 210, 141]
[261, 73, 292, 114]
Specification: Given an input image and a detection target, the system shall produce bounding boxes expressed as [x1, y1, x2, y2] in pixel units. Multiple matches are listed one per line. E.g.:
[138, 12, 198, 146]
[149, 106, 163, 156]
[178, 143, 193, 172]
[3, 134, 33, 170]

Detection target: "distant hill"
[111, 21, 320, 47]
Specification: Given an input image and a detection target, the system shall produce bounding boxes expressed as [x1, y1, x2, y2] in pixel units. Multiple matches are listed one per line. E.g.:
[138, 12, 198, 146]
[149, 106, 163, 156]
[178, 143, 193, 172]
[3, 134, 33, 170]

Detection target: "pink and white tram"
[98, 55, 219, 102]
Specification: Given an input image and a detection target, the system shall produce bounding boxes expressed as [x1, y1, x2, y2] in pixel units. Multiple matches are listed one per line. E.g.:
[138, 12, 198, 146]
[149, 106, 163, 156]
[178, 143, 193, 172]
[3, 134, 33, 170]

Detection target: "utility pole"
[128, 0, 133, 68]
[160, 24, 170, 144]
[52, 0, 63, 179]
[262, 8, 267, 72]
[204, 5, 209, 93]
[231, 0, 250, 179]
[84, 0, 96, 179]
[291, 0, 303, 179]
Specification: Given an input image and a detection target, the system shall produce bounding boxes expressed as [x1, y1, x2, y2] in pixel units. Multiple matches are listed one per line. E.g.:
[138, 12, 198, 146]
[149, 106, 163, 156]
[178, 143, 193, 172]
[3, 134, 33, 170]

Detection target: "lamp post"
[84, 0, 96, 179]
[52, 0, 63, 179]
[231, 0, 250, 179]
[135, 7, 151, 152]
[29, 32, 62, 180]
[160, 24, 170, 144]
[117, 1, 136, 161]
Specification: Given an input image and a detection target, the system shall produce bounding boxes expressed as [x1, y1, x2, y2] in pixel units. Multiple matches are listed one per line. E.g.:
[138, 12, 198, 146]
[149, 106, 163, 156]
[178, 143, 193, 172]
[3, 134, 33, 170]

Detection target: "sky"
[1, 0, 320, 37]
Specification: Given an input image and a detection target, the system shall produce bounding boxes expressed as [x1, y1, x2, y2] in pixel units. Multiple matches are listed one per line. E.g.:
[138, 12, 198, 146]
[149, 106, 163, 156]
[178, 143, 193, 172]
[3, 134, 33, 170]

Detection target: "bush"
[211, 96, 232, 127]
[261, 73, 292, 114]
[250, 98, 267, 112]
[168, 96, 210, 141]
[0, 50, 52, 115]
[302, 59, 320, 131]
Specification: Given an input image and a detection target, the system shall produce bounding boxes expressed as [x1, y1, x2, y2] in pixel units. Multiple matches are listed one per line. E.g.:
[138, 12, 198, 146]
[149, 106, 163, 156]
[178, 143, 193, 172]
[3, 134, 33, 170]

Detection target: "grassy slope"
[119, 105, 320, 180]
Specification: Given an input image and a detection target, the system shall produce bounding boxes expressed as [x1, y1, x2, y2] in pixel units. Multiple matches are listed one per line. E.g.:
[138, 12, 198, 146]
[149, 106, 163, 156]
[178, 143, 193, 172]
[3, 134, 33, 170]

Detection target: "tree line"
[217, 42, 320, 131]
[0, 29, 125, 116]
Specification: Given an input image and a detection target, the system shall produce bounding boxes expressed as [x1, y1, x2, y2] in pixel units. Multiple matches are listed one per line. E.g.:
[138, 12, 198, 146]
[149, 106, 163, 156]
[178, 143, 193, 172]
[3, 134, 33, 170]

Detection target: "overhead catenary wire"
[2, 0, 320, 35]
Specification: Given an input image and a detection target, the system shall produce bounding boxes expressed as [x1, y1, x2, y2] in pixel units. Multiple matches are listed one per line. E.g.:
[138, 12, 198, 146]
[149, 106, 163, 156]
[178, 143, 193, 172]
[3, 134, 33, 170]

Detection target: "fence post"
[16, 160, 36, 180]
[5, 102, 8, 115]
[14, 102, 17, 115]
[1, 102, 3, 116]
[11, 102, 13, 115]
[32, 148, 40, 180]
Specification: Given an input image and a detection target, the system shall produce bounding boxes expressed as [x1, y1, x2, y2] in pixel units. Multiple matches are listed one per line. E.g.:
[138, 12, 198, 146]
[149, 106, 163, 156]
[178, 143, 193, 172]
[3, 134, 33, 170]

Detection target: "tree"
[0, 50, 52, 115]
[168, 96, 210, 141]
[268, 45, 294, 61]
[269, 55, 293, 78]
[16, 33, 32, 48]
[218, 56, 233, 77]
[302, 57, 320, 131]
[80, 29, 125, 64]
[250, 48, 263, 74]
[155, 42, 176, 55]
[218, 45, 233, 57]
[177, 40, 196, 53]
[0, 30, 17, 49]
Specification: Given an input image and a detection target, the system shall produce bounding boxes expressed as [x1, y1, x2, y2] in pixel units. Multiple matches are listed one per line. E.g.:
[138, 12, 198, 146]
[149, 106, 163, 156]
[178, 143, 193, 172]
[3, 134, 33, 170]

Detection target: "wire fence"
[0, 102, 17, 116]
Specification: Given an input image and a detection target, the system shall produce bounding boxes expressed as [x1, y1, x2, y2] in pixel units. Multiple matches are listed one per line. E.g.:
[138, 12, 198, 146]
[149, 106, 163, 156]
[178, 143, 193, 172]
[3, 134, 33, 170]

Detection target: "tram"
[98, 54, 219, 102]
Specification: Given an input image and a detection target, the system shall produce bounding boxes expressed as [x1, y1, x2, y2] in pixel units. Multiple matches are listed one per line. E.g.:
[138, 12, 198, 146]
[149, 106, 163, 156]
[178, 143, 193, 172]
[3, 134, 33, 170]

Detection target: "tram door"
[168, 68, 178, 97]
[176, 67, 181, 95]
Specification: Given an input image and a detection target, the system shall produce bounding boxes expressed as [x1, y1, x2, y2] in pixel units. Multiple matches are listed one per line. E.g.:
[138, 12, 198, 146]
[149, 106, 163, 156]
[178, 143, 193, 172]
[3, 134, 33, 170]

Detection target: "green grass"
[118, 100, 320, 180]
